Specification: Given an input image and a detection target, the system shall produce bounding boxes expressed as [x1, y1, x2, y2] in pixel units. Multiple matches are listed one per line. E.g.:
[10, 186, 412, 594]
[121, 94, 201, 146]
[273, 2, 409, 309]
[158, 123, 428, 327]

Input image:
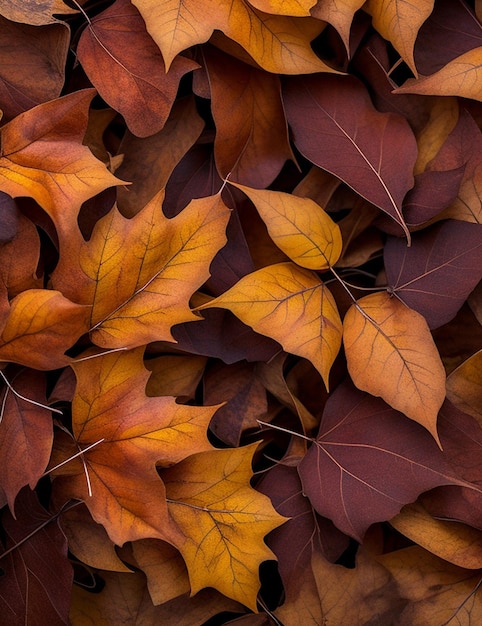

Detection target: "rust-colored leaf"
[162, 445, 287, 610]
[0, 213, 41, 297]
[197, 262, 342, 388]
[52, 191, 230, 349]
[51, 347, 218, 545]
[231, 183, 343, 270]
[77, 0, 198, 138]
[0, 0, 77, 25]
[0, 90, 123, 239]
[132, 0, 335, 74]
[343, 291, 446, 442]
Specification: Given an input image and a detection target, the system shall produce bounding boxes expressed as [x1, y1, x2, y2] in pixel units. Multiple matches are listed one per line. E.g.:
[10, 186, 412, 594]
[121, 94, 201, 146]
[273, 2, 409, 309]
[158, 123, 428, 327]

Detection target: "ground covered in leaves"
[0, 0, 482, 624]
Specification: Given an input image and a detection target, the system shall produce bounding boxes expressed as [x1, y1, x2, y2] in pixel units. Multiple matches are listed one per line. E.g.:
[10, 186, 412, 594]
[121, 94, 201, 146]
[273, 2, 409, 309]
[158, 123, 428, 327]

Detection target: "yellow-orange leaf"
[390, 502, 482, 570]
[395, 47, 482, 101]
[0, 90, 123, 239]
[162, 445, 287, 610]
[52, 347, 218, 546]
[311, 0, 365, 51]
[0, 289, 91, 370]
[52, 191, 230, 349]
[446, 350, 482, 420]
[197, 262, 342, 388]
[248, 0, 316, 16]
[132, 0, 336, 74]
[343, 292, 446, 443]
[364, 0, 434, 76]
[231, 183, 342, 270]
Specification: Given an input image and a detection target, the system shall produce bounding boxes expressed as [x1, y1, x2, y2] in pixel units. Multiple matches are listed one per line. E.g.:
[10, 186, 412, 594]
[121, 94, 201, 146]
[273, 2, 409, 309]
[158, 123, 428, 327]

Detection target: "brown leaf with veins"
[0, 213, 41, 297]
[77, 0, 199, 138]
[0, 0, 77, 25]
[132, 0, 335, 74]
[343, 291, 446, 442]
[52, 347, 218, 546]
[197, 262, 342, 389]
[162, 444, 287, 610]
[52, 191, 230, 349]
[396, 47, 482, 101]
[0, 290, 91, 370]
[0, 90, 124, 239]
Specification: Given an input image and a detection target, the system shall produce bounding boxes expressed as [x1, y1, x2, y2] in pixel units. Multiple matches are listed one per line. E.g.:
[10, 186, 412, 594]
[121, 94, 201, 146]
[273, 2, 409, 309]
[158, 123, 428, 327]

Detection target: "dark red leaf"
[298, 379, 470, 541]
[385, 220, 482, 329]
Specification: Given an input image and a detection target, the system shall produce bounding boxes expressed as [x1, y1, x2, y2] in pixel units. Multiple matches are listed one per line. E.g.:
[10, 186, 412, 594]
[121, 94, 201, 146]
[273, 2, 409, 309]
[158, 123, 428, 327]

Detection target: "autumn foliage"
[1, 0, 482, 624]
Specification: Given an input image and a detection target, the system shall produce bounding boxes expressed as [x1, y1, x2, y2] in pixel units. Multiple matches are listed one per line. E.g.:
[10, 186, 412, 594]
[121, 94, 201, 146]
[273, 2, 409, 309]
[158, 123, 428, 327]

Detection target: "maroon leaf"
[77, 0, 198, 138]
[385, 220, 482, 329]
[298, 379, 471, 541]
[0, 489, 73, 626]
[282, 74, 417, 241]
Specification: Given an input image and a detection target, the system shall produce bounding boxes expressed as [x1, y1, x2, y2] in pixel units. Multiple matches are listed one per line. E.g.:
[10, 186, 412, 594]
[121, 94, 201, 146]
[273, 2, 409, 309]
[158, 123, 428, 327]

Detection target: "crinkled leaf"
[162, 445, 287, 610]
[343, 291, 446, 442]
[197, 262, 342, 388]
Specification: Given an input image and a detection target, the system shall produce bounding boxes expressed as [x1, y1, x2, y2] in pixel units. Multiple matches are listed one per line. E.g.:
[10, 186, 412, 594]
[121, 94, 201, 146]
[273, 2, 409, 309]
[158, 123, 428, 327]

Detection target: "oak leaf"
[52, 191, 230, 349]
[0, 290, 91, 370]
[51, 347, 218, 546]
[364, 0, 434, 76]
[132, 0, 335, 74]
[162, 444, 287, 610]
[77, 0, 198, 138]
[298, 380, 471, 541]
[231, 183, 343, 270]
[283, 74, 417, 242]
[197, 262, 343, 389]
[0, 90, 123, 239]
[343, 291, 446, 441]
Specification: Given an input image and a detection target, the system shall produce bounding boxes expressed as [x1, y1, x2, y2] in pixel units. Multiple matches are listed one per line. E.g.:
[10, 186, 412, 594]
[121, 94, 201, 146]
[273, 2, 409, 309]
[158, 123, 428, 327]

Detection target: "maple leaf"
[343, 291, 446, 441]
[52, 191, 230, 349]
[283, 74, 417, 242]
[298, 379, 470, 541]
[197, 262, 343, 389]
[132, 0, 335, 74]
[51, 347, 219, 546]
[77, 0, 199, 138]
[230, 183, 343, 270]
[0, 90, 123, 239]
[162, 444, 288, 610]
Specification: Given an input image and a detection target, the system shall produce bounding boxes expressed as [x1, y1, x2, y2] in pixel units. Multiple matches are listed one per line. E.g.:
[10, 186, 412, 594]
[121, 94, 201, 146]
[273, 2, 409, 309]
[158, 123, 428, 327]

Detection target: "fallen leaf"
[0, 90, 124, 239]
[390, 501, 482, 569]
[298, 379, 467, 540]
[77, 0, 198, 138]
[132, 0, 334, 74]
[343, 291, 446, 441]
[162, 445, 287, 610]
[396, 47, 482, 101]
[51, 347, 218, 546]
[197, 262, 343, 389]
[0, 0, 77, 25]
[364, 0, 434, 76]
[145, 354, 207, 400]
[52, 191, 230, 349]
[0, 369, 52, 510]
[248, 0, 316, 16]
[0, 488, 73, 626]
[311, 0, 365, 52]
[446, 350, 482, 420]
[0, 290, 91, 370]
[385, 220, 482, 329]
[283, 74, 417, 241]
[231, 183, 343, 270]
[0, 212, 42, 297]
